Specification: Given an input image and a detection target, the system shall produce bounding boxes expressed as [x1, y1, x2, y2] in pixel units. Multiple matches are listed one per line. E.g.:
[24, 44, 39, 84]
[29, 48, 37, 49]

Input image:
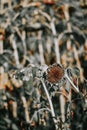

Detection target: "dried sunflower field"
[0, 0, 87, 130]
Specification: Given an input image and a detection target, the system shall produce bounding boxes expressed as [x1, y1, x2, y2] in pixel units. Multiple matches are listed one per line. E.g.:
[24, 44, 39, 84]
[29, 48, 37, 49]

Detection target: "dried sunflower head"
[44, 64, 65, 88]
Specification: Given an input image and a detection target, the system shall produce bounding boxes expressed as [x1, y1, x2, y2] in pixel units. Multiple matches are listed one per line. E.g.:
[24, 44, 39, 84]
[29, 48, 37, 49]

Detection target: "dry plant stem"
[59, 88, 65, 123]
[0, 0, 12, 14]
[64, 4, 72, 50]
[62, 4, 72, 123]
[17, 1, 41, 8]
[50, 18, 60, 64]
[0, 40, 4, 89]
[21, 96, 30, 123]
[46, 36, 52, 54]
[22, 18, 27, 56]
[20, 0, 31, 7]
[73, 45, 84, 82]
[59, 93, 65, 122]
[55, 91, 69, 101]
[52, 29, 66, 123]
[80, 0, 87, 6]
[38, 31, 45, 65]
[21, 30, 27, 65]
[41, 80, 58, 130]
[30, 108, 51, 123]
[38, 10, 51, 22]
[66, 80, 72, 101]
[73, 26, 86, 40]
[12, 101, 17, 118]
[1, 1, 40, 15]
[50, 16, 65, 123]
[22, 31, 27, 56]
[58, 31, 68, 66]
[38, 10, 61, 63]
[14, 26, 27, 65]
[65, 74, 79, 93]
[12, 13, 20, 21]
[10, 34, 20, 67]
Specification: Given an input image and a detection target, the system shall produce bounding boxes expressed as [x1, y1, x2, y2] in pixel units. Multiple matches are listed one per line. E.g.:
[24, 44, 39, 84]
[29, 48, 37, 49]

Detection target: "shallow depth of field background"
[0, 0, 87, 130]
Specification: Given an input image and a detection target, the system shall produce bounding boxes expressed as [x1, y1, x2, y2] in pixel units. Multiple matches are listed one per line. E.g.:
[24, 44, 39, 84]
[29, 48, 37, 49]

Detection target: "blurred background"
[0, 0, 87, 130]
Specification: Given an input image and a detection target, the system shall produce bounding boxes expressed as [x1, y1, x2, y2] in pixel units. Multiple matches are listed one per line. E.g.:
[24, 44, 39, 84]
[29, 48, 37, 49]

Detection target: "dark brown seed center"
[47, 66, 64, 83]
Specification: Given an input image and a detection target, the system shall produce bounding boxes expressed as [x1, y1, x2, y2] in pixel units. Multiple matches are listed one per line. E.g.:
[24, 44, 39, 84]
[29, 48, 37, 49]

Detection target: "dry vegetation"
[0, 0, 87, 130]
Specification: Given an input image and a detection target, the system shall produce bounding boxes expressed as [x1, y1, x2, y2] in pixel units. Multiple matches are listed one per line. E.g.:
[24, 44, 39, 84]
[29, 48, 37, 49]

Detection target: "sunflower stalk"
[59, 92, 66, 123]
[60, 4, 73, 123]
[10, 34, 20, 67]
[41, 79, 58, 130]
[22, 18, 27, 56]
[21, 30, 27, 66]
[38, 31, 45, 65]
[50, 16, 66, 123]
[50, 18, 60, 64]
[14, 26, 27, 66]
[12, 101, 17, 118]
[63, 4, 73, 50]
[46, 6, 66, 124]
[0, 32, 4, 89]
[38, 9, 60, 63]
[21, 96, 30, 123]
